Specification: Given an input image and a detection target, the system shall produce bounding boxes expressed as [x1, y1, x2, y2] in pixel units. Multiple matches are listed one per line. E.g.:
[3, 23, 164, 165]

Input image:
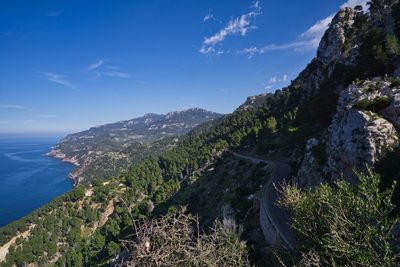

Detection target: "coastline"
[0, 138, 75, 228]
[45, 149, 81, 186]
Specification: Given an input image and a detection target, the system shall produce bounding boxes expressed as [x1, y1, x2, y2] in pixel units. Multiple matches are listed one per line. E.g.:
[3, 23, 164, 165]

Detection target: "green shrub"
[278, 171, 399, 266]
[342, 39, 351, 52]
[106, 241, 119, 257]
[355, 98, 370, 110]
[365, 84, 380, 93]
[388, 77, 400, 88]
[355, 96, 391, 112]
[265, 116, 277, 132]
[357, 27, 399, 76]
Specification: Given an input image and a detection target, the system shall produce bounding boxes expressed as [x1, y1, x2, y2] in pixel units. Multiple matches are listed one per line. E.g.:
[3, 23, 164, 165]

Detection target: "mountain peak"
[166, 107, 216, 115]
[142, 112, 161, 118]
[317, 6, 357, 65]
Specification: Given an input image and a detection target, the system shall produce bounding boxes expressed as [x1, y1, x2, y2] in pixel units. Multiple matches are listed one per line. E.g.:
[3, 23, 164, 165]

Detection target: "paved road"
[230, 151, 295, 250]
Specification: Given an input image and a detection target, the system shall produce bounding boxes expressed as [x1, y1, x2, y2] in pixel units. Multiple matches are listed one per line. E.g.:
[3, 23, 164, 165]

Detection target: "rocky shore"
[45, 149, 82, 184]
[45, 149, 80, 166]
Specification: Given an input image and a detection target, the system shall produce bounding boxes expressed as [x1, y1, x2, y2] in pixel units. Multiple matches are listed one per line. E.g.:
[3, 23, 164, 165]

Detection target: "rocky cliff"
[294, 2, 400, 188]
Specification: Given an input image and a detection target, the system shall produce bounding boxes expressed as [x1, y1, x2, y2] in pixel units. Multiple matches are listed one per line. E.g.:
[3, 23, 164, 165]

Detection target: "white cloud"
[88, 59, 105, 70]
[88, 60, 130, 78]
[200, 1, 261, 54]
[0, 104, 26, 109]
[43, 72, 74, 88]
[106, 65, 119, 70]
[203, 9, 215, 22]
[266, 74, 289, 84]
[268, 77, 277, 84]
[105, 72, 131, 78]
[236, 46, 264, 58]
[238, 0, 369, 58]
[35, 114, 58, 118]
[299, 14, 335, 49]
[238, 14, 334, 58]
[264, 85, 272, 90]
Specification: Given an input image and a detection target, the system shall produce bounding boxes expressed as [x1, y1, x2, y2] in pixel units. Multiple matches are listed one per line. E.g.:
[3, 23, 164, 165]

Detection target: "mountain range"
[46, 108, 222, 183]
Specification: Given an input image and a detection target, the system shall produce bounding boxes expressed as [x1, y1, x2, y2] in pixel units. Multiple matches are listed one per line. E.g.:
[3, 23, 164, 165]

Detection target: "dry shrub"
[122, 208, 250, 266]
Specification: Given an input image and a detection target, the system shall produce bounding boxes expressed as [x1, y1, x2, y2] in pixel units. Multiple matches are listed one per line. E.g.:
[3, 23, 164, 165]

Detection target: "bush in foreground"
[278, 171, 399, 266]
[122, 208, 250, 266]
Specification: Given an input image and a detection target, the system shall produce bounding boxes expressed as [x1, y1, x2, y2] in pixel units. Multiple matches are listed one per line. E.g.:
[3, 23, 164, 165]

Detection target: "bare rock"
[317, 7, 356, 65]
[325, 79, 399, 181]
[237, 93, 273, 111]
[296, 138, 326, 188]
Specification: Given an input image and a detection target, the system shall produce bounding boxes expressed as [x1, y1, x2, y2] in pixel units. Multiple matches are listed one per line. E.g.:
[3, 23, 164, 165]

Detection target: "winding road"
[230, 151, 295, 250]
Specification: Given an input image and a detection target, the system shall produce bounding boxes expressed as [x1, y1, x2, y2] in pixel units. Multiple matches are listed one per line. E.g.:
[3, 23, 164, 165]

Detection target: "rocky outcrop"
[237, 93, 273, 111]
[326, 109, 397, 180]
[291, 8, 359, 98]
[45, 149, 80, 166]
[382, 88, 400, 129]
[295, 78, 400, 186]
[317, 8, 356, 65]
[325, 79, 399, 181]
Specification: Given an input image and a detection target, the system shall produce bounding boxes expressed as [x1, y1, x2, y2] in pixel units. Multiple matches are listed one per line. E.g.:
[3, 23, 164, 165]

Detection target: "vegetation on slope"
[0, 180, 154, 266]
[278, 171, 399, 266]
[49, 109, 222, 182]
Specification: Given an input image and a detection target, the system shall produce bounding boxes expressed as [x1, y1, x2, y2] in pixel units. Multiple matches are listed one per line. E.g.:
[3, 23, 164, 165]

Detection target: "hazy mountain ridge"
[47, 108, 223, 182]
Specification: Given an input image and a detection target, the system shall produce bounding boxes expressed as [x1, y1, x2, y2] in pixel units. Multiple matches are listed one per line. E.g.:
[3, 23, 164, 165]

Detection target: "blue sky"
[0, 0, 368, 134]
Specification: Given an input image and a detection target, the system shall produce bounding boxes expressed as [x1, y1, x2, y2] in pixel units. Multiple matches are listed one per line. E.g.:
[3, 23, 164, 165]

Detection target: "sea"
[0, 136, 73, 227]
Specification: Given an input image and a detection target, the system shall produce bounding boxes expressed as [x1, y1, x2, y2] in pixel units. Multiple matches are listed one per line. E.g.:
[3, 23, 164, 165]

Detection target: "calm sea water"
[0, 136, 73, 227]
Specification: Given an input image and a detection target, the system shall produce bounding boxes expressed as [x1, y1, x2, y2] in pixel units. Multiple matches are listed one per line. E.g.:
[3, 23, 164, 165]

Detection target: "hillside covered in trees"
[47, 108, 222, 183]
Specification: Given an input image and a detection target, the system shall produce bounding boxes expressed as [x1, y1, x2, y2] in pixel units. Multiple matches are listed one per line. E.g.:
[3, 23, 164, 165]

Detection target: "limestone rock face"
[325, 80, 399, 181]
[326, 109, 397, 180]
[289, 8, 358, 98]
[338, 79, 400, 128]
[296, 138, 326, 188]
[382, 90, 400, 129]
[240, 9, 359, 109]
[237, 93, 273, 111]
[240, 5, 400, 189]
[292, 59, 327, 97]
[317, 7, 356, 65]
[296, 78, 400, 186]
